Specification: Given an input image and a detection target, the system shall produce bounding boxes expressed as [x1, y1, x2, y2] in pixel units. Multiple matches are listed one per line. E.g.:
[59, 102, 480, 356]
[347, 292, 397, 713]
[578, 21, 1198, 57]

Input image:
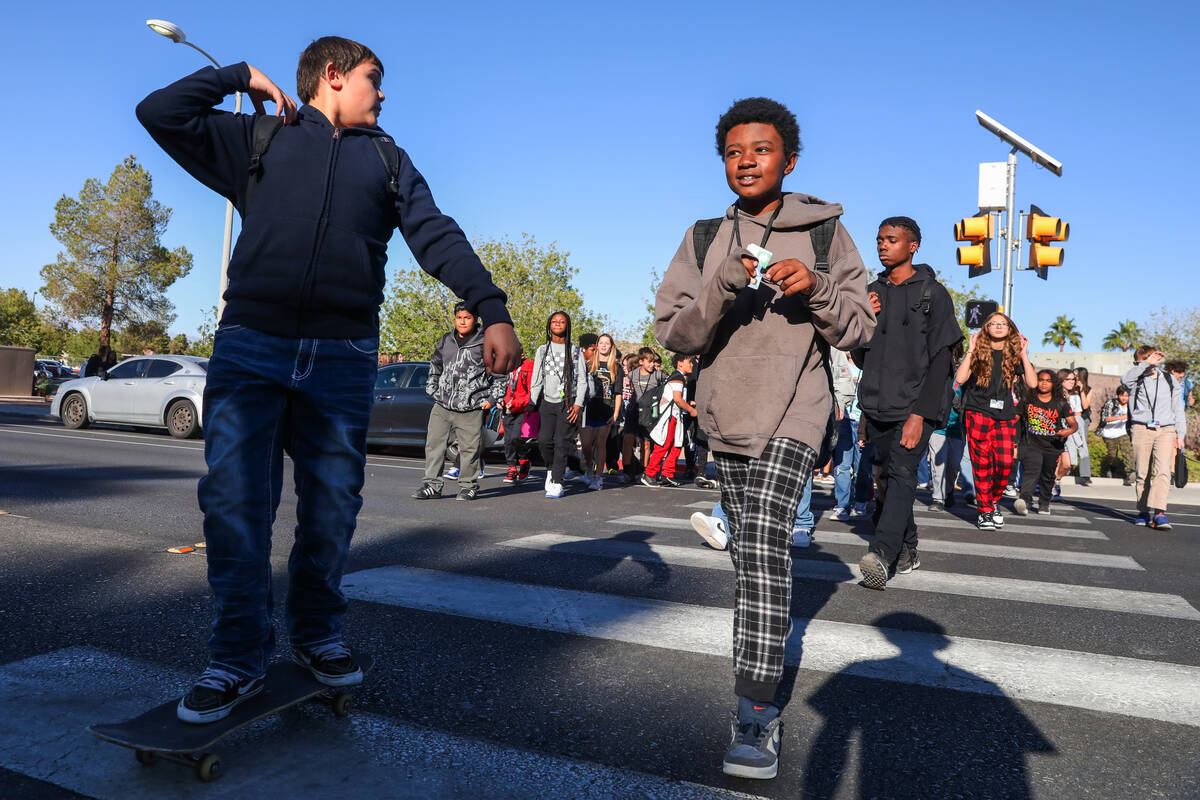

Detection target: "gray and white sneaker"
[976, 512, 996, 530]
[177, 666, 264, 723]
[895, 547, 921, 574]
[690, 512, 728, 550]
[992, 509, 1005, 527]
[292, 641, 363, 687]
[858, 551, 888, 590]
[722, 701, 782, 779]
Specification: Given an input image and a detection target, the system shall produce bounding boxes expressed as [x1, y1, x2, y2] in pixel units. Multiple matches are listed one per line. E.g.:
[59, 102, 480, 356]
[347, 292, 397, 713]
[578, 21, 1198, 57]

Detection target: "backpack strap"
[372, 136, 403, 197]
[919, 278, 933, 315]
[807, 217, 838, 274]
[245, 115, 285, 209]
[692, 218, 724, 274]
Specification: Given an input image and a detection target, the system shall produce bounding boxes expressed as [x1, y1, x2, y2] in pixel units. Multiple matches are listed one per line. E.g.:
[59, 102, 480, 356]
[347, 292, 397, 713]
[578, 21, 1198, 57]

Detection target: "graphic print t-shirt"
[1020, 395, 1072, 450]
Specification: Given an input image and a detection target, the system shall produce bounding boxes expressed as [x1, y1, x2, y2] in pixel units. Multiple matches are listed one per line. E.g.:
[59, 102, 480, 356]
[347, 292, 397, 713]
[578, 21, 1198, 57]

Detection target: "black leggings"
[538, 399, 578, 484]
[1019, 442, 1060, 507]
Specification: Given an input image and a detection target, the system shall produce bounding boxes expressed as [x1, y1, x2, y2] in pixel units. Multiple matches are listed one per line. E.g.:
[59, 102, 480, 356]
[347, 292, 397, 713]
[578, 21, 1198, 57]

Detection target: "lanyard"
[733, 204, 783, 251]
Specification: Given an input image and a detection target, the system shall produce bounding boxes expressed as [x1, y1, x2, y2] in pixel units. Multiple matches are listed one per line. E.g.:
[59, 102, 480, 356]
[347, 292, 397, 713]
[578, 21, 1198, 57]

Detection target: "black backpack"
[244, 115, 402, 209]
[637, 375, 667, 429]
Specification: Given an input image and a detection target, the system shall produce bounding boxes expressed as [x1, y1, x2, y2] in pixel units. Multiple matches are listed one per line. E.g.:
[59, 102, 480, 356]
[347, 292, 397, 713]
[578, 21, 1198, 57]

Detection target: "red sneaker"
[503, 466, 520, 485]
[517, 461, 531, 481]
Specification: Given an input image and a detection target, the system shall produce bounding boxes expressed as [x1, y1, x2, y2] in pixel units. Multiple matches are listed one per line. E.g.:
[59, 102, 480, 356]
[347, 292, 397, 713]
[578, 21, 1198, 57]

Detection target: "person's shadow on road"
[801, 612, 1056, 799]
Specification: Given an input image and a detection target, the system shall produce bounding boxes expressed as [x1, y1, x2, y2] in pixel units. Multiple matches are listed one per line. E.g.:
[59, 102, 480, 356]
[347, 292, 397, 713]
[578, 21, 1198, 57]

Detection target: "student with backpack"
[954, 312, 1037, 530]
[1123, 345, 1188, 529]
[1098, 385, 1133, 484]
[641, 354, 696, 487]
[622, 347, 665, 482]
[137, 37, 519, 722]
[529, 312, 588, 499]
[1013, 369, 1077, 516]
[655, 97, 874, 779]
[854, 217, 960, 587]
[578, 333, 623, 490]
[501, 349, 536, 485]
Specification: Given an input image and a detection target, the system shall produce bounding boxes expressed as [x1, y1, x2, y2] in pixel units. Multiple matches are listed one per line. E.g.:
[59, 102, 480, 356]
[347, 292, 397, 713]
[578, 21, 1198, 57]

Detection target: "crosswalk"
[4, 484, 1198, 797]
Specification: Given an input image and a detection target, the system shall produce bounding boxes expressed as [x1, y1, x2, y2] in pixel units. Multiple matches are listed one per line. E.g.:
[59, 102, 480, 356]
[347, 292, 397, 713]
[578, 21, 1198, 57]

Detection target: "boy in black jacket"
[853, 217, 960, 590]
[138, 36, 519, 723]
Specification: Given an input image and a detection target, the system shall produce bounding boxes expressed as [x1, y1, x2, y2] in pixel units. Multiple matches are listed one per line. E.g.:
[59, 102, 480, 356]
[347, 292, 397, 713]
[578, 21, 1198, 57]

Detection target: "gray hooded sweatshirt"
[654, 193, 876, 459]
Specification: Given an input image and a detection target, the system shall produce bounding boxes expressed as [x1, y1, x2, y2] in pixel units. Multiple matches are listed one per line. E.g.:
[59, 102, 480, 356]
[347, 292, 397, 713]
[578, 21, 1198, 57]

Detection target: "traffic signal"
[1026, 204, 1069, 280]
[955, 212, 993, 278]
[964, 299, 1000, 329]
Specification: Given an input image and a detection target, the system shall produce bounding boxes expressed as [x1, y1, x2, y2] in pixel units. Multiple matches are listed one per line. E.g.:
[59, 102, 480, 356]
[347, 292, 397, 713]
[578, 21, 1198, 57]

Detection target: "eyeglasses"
[986, 321, 1009, 327]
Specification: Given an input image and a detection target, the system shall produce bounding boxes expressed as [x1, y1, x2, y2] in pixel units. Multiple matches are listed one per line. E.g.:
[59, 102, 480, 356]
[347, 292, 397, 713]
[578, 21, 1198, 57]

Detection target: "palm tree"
[1102, 320, 1142, 352]
[1042, 315, 1082, 352]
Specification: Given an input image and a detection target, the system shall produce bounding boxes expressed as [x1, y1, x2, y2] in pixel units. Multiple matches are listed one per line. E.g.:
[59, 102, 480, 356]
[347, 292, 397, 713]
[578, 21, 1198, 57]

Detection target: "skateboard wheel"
[332, 693, 352, 717]
[195, 753, 221, 782]
[135, 749, 157, 766]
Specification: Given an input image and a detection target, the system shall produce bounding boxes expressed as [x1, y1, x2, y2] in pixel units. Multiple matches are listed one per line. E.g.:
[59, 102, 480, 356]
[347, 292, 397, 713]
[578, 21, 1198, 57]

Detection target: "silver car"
[51, 356, 208, 438]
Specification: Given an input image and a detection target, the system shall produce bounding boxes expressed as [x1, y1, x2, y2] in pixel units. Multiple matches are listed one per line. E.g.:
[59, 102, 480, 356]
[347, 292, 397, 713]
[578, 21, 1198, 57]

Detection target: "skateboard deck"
[87, 654, 372, 781]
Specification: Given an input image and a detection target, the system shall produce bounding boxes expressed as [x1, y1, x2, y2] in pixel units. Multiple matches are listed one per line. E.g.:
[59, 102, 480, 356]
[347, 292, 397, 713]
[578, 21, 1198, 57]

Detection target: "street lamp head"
[146, 19, 186, 43]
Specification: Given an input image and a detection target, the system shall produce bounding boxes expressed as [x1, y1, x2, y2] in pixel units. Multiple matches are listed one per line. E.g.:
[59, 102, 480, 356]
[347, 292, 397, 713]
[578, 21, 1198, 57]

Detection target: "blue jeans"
[711, 472, 813, 529]
[198, 325, 378, 679]
[833, 416, 862, 509]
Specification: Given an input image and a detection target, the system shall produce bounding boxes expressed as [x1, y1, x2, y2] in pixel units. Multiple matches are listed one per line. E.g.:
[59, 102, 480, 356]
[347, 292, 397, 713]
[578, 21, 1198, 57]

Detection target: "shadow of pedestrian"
[548, 529, 671, 587]
[800, 612, 1055, 799]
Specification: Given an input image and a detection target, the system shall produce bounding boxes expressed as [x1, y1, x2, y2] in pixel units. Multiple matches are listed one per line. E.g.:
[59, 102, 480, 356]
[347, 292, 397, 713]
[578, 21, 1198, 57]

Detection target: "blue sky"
[2, 0, 1196, 350]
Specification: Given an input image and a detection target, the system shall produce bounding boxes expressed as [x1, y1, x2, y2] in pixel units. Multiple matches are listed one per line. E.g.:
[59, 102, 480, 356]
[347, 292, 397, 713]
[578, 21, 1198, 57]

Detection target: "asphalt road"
[1, 408, 1198, 799]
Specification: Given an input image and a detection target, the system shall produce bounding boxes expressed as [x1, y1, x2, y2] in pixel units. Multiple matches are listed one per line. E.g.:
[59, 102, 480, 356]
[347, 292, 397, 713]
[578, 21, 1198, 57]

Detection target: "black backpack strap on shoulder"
[372, 136, 403, 197]
[692, 218, 724, 274]
[245, 114, 285, 209]
[919, 278, 933, 315]
[808, 217, 839, 274]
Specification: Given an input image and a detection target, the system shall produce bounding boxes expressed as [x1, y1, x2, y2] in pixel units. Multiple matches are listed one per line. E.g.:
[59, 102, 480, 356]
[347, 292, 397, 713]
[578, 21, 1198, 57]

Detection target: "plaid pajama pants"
[713, 437, 817, 704]
[964, 411, 1019, 513]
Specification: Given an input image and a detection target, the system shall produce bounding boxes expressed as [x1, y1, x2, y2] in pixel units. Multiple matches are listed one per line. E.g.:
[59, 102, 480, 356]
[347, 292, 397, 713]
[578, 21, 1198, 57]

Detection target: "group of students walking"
[137, 40, 1191, 786]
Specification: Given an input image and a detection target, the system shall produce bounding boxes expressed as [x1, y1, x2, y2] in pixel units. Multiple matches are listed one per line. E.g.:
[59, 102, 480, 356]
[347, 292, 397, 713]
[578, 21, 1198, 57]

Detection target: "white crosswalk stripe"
[497, 533, 1200, 620]
[606, 515, 1143, 570]
[340, 566, 1200, 727]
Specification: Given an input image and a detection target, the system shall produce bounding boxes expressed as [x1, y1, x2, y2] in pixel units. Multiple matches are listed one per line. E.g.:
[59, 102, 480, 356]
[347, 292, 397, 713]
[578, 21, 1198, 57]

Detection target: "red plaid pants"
[964, 411, 1019, 513]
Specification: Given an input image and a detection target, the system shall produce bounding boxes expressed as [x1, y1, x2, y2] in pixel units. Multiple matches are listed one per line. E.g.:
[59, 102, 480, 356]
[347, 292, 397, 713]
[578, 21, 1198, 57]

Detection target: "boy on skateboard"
[137, 36, 519, 722]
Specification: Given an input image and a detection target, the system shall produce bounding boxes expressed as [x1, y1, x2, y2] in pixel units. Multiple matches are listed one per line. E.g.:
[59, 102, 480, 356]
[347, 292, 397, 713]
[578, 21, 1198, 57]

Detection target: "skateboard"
[86, 654, 373, 782]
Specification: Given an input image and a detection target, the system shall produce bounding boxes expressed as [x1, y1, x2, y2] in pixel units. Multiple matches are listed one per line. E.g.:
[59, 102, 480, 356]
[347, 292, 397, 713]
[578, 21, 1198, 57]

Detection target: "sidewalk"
[1057, 475, 1200, 506]
[0, 397, 54, 422]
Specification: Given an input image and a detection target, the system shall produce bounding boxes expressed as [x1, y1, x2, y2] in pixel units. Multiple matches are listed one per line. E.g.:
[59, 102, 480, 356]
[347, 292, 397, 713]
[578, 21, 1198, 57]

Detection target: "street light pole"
[146, 19, 240, 323]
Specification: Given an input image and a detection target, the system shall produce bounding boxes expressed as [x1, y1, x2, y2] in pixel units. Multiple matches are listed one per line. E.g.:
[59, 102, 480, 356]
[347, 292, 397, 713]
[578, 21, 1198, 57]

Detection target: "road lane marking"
[499, 533, 1199, 620]
[342, 566, 1200, 727]
[0, 648, 759, 800]
[607, 516, 1143, 570]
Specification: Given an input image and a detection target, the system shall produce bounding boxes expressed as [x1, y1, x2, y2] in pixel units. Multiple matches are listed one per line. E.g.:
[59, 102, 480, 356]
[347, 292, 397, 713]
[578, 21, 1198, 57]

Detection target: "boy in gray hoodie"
[655, 97, 875, 780]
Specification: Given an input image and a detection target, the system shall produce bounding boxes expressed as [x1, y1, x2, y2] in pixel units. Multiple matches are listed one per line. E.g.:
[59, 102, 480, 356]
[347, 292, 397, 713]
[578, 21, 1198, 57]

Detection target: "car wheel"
[167, 399, 200, 439]
[61, 393, 90, 429]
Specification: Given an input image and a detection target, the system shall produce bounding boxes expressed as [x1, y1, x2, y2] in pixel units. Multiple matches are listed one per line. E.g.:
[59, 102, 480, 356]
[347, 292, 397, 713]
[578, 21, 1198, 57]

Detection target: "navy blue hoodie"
[136, 63, 511, 339]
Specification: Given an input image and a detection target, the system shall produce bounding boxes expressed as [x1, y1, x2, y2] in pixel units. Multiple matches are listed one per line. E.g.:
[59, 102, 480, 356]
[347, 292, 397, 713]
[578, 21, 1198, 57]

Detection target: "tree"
[1141, 306, 1200, 368]
[114, 320, 171, 355]
[1042, 315, 1082, 352]
[188, 306, 218, 358]
[169, 334, 190, 354]
[39, 156, 192, 348]
[1102, 320, 1142, 353]
[379, 235, 614, 361]
[0, 288, 42, 348]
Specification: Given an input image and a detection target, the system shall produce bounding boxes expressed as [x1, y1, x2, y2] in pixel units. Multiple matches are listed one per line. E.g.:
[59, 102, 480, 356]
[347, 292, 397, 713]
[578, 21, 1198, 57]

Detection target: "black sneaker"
[292, 641, 363, 687]
[411, 483, 441, 500]
[858, 551, 888, 590]
[722, 701, 782, 779]
[640, 474, 661, 488]
[659, 475, 683, 488]
[177, 667, 264, 724]
[976, 512, 996, 530]
[457, 487, 478, 501]
[929, 501, 945, 512]
[694, 475, 719, 489]
[895, 547, 921, 574]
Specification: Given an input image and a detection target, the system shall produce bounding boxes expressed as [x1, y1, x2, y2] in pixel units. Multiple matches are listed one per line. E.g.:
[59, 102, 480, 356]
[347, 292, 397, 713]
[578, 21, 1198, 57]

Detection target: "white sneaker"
[833, 507, 852, 521]
[444, 466, 460, 479]
[545, 481, 564, 498]
[1002, 486, 1018, 499]
[849, 503, 868, 519]
[992, 510, 1005, 527]
[791, 527, 812, 547]
[690, 512, 728, 550]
